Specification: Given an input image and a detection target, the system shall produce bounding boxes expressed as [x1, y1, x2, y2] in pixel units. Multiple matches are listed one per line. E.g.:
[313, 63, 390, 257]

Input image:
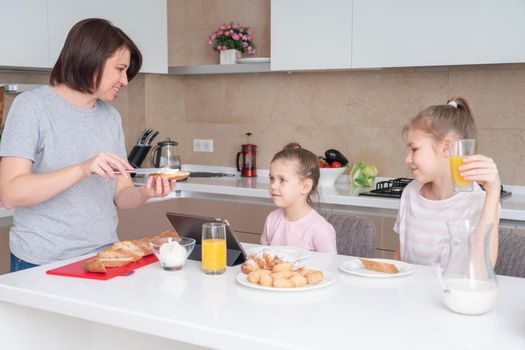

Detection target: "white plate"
[339, 258, 415, 278]
[236, 272, 335, 292]
[246, 246, 313, 261]
[236, 57, 270, 64]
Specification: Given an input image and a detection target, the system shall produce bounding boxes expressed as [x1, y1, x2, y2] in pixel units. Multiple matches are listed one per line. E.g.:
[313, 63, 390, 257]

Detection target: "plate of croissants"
[339, 258, 414, 278]
[238, 253, 335, 291]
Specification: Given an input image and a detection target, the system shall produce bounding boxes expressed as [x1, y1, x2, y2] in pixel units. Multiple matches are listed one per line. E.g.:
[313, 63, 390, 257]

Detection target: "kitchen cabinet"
[0, 0, 167, 73]
[271, 0, 353, 71]
[0, 0, 49, 68]
[48, 0, 167, 73]
[352, 0, 525, 68]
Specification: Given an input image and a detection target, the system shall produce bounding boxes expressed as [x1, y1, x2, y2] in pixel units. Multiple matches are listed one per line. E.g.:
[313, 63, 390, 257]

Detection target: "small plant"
[208, 22, 256, 55]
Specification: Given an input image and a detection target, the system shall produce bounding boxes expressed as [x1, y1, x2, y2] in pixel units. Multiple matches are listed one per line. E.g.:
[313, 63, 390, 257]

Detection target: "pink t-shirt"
[394, 180, 485, 266]
[260, 208, 337, 254]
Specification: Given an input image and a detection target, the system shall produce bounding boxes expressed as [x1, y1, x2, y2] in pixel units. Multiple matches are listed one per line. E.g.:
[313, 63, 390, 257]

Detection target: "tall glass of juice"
[202, 222, 227, 275]
[449, 139, 476, 192]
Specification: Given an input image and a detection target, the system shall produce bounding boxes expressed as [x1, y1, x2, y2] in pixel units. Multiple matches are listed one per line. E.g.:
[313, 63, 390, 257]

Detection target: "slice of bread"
[112, 240, 146, 258]
[84, 257, 107, 273]
[96, 249, 141, 267]
[151, 171, 190, 181]
[359, 258, 399, 274]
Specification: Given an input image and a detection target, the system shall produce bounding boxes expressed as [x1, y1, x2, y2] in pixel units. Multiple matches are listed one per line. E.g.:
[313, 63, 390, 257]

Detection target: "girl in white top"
[393, 97, 501, 266]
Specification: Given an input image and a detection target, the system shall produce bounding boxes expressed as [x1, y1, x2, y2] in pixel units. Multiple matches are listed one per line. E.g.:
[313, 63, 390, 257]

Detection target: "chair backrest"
[494, 228, 525, 278]
[321, 213, 376, 258]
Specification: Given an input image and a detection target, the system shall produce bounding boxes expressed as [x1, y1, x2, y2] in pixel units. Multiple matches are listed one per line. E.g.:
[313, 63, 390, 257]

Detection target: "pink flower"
[224, 31, 230, 36]
[216, 45, 222, 50]
[232, 33, 240, 40]
[217, 31, 223, 36]
[227, 24, 232, 29]
[233, 24, 239, 29]
[242, 42, 248, 47]
[220, 25, 226, 30]
[247, 35, 252, 41]
[208, 40, 213, 45]
[211, 33, 216, 40]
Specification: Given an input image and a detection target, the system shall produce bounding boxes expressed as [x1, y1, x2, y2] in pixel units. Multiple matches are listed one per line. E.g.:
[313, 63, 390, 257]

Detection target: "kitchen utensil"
[434, 219, 497, 315]
[189, 172, 235, 178]
[113, 168, 180, 175]
[144, 130, 159, 146]
[236, 143, 257, 177]
[151, 138, 181, 169]
[46, 254, 158, 280]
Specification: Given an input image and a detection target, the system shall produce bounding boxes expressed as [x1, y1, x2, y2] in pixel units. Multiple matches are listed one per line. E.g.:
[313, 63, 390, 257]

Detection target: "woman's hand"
[140, 176, 176, 198]
[81, 152, 133, 179]
[460, 154, 501, 194]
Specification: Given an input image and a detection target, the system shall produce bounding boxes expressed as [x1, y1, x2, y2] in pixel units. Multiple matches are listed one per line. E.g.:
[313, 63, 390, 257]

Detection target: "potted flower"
[208, 23, 256, 64]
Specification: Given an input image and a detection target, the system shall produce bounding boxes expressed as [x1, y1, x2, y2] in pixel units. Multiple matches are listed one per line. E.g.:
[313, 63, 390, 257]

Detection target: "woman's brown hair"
[271, 143, 320, 205]
[402, 96, 477, 141]
[50, 18, 142, 93]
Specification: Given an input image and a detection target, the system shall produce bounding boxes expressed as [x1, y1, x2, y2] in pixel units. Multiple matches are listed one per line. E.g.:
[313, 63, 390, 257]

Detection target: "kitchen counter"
[2, 164, 525, 227]
[0, 245, 524, 350]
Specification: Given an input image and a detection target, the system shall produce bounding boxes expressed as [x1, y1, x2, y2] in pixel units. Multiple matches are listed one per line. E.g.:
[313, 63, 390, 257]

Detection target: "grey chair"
[321, 213, 376, 258]
[494, 228, 525, 278]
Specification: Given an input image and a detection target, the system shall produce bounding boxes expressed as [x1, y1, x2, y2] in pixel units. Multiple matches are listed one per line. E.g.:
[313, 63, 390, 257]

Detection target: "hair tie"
[448, 101, 458, 108]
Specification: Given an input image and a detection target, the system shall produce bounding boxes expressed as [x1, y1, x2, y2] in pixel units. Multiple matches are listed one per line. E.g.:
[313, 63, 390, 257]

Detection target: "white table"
[0, 247, 524, 350]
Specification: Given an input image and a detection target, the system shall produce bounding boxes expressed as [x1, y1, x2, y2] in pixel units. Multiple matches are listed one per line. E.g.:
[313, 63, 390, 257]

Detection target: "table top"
[1, 245, 524, 350]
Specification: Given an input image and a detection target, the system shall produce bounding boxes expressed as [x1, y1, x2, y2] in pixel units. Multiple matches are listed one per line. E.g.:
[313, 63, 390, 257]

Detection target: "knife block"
[128, 145, 151, 169]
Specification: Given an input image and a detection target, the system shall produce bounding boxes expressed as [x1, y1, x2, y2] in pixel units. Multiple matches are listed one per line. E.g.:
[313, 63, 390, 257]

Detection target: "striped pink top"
[394, 180, 485, 266]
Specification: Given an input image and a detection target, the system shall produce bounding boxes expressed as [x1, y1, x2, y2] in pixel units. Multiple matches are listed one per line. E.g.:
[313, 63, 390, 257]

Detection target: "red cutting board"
[46, 254, 158, 280]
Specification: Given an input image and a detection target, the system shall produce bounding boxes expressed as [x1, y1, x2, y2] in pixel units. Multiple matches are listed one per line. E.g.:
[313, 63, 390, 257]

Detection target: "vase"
[220, 49, 241, 64]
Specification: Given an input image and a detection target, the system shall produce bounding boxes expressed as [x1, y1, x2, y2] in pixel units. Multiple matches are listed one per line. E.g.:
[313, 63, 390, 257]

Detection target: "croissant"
[359, 258, 399, 274]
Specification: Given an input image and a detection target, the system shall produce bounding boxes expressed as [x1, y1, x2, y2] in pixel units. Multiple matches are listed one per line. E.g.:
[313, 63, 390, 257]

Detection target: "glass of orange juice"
[202, 222, 227, 275]
[449, 139, 476, 192]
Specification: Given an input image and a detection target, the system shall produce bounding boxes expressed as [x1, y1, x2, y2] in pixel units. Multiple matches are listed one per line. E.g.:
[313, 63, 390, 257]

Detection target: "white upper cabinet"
[352, 0, 525, 68]
[271, 0, 353, 71]
[48, 0, 167, 73]
[0, 0, 49, 68]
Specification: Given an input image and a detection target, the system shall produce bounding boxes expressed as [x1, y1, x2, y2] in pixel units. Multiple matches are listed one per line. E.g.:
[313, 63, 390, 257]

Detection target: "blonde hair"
[271, 143, 320, 205]
[402, 96, 477, 141]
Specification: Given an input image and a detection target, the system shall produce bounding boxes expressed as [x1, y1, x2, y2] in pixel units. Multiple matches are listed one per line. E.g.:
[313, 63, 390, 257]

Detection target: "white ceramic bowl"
[149, 237, 195, 271]
[319, 167, 347, 187]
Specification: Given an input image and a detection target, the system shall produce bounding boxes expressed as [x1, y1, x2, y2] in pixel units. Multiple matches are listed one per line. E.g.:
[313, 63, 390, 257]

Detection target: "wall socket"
[193, 139, 214, 152]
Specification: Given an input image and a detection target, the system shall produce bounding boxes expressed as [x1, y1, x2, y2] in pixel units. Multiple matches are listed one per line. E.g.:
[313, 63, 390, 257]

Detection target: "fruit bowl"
[149, 237, 196, 271]
[319, 167, 346, 187]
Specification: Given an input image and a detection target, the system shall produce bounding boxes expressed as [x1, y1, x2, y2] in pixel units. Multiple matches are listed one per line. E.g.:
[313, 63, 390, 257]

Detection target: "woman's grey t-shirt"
[0, 86, 127, 265]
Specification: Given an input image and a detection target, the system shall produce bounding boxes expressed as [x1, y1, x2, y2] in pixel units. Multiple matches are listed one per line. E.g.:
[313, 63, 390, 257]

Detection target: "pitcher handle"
[236, 152, 242, 172]
[433, 239, 450, 293]
[151, 145, 160, 167]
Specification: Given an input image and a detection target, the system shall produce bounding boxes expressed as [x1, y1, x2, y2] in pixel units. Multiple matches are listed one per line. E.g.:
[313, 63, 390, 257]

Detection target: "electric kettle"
[151, 138, 181, 169]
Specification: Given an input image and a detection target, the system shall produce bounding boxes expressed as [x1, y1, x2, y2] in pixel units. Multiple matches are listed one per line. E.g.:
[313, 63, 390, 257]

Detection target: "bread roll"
[272, 262, 293, 272]
[259, 274, 273, 287]
[247, 271, 260, 284]
[290, 275, 307, 288]
[271, 270, 293, 280]
[305, 271, 324, 285]
[273, 278, 294, 288]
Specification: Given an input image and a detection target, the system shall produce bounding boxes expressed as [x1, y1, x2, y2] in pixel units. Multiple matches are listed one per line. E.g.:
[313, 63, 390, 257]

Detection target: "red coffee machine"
[236, 133, 257, 177]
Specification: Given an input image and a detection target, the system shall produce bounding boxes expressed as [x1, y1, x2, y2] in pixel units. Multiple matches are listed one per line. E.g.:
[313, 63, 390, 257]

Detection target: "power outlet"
[193, 139, 214, 152]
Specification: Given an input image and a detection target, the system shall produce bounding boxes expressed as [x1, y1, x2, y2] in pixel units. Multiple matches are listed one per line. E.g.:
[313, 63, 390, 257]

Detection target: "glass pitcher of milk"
[434, 219, 497, 315]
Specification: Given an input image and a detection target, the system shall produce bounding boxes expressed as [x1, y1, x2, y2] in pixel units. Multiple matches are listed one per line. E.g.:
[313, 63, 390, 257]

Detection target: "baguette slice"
[84, 257, 107, 273]
[133, 237, 153, 255]
[112, 240, 146, 258]
[96, 248, 141, 267]
[151, 171, 190, 181]
[359, 258, 399, 274]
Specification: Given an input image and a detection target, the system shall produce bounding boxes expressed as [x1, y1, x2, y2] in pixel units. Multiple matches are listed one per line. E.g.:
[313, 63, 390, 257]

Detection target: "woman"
[0, 18, 175, 272]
